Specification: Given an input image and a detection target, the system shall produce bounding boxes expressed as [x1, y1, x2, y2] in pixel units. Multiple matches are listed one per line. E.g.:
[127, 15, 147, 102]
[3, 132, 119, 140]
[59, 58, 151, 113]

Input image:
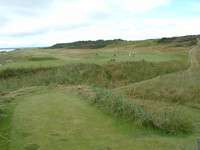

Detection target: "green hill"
[50, 39, 124, 49]
[49, 35, 200, 50]
[157, 34, 200, 47]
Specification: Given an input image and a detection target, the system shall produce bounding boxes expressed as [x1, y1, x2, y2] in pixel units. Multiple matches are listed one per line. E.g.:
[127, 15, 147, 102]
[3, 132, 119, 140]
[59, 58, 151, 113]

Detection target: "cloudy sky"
[0, 0, 200, 47]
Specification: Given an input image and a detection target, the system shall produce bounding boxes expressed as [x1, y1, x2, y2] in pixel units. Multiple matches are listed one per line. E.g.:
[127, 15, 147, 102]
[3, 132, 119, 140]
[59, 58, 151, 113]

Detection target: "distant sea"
[0, 48, 16, 52]
[0, 47, 47, 52]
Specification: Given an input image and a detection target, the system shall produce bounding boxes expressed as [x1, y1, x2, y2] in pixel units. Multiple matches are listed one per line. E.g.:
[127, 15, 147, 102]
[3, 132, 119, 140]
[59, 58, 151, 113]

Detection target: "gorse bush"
[89, 88, 194, 134]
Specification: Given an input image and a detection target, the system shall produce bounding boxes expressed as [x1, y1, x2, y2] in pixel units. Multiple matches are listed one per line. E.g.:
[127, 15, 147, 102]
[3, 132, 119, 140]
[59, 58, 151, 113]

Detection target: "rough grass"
[115, 71, 200, 107]
[87, 88, 194, 135]
[0, 67, 52, 79]
[0, 104, 13, 150]
[113, 40, 200, 108]
[0, 59, 189, 95]
[28, 57, 58, 61]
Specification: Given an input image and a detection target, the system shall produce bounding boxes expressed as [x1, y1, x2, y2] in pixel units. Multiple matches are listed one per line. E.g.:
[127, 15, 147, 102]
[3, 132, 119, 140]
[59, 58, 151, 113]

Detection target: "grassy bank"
[0, 59, 189, 95]
[85, 88, 194, 134]
[113, 40, 200, 108]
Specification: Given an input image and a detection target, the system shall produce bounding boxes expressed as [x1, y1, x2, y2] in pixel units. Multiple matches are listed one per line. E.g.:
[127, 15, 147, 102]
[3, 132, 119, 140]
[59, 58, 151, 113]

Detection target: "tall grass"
[87, 88, 194, 134]
[0, 59, 192, 137]
[0, 60, 189, 95]
[0, 51, 27, 65]
[115, 71, 200, 106]
[0, 101, 13, 150]
[114, 41, 200, 108]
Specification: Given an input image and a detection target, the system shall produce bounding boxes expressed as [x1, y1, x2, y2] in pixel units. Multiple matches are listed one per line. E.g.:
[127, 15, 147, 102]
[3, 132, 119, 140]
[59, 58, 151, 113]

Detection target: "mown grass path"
[8, 88, 195, 150]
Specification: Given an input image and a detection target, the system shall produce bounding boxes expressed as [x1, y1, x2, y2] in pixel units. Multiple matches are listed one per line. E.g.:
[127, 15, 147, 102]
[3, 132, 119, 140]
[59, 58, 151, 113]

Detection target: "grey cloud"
[0, 23, 91, 38]
[0, 30, 48, 38]
[0, 0, 55, 18]
[0, 0, 54, 9]
[0, 0, 76, 9]
[0, 0, 78, 19]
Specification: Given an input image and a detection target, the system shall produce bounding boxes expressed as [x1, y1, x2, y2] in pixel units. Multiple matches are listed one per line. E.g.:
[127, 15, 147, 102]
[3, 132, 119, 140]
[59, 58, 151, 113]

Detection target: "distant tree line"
[157, 35, 200, 46]
[49, 39, 124, 49]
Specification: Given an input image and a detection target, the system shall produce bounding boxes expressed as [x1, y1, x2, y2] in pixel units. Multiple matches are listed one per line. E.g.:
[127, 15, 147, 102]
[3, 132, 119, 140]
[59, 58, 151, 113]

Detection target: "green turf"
[7, 88, 197, 150]
[1, 47, 189, 69]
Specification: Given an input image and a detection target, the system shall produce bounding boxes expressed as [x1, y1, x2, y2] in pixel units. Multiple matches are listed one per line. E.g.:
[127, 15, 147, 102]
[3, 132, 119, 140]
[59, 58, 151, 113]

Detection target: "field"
[0, 37, 200, 150]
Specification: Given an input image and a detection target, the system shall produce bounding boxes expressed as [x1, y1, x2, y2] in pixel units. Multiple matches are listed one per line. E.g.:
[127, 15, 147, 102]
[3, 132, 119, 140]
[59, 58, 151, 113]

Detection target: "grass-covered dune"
[50, 39, 124, 49]
[49, 34, 200, 50]
[157, 34, 200, 47]
[114, 38, 200, 108]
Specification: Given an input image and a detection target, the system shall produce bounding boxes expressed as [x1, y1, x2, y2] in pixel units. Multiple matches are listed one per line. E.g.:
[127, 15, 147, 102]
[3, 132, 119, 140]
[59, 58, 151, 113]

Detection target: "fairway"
[7, 88, 196, 150]
[2, 47, 189, 69]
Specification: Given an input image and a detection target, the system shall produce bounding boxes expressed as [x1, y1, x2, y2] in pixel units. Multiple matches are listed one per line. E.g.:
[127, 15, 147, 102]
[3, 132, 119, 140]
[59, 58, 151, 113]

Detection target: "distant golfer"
[129, 52, 135, 57]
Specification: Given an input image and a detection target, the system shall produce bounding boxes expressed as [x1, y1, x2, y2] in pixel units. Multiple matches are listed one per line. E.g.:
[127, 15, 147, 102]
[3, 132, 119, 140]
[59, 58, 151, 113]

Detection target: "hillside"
[50, 39, 124, 49]
[49, 34, 200, 50]
[157, 34, 200, 47]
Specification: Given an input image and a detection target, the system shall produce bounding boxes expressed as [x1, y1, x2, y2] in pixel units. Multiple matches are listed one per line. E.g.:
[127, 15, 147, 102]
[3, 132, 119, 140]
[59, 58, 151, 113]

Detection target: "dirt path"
[188, 38, 200, 71]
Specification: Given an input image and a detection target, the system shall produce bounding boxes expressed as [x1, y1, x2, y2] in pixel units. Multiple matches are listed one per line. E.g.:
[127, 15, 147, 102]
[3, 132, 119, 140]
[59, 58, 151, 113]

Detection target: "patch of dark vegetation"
[89, 88, 194, 135]
[28, 57, 58, 61]
[157, 35, 200, 46]
[0, 67, 54, 79]
[50, 39, 124, 49]
[24, 143, 39, 150]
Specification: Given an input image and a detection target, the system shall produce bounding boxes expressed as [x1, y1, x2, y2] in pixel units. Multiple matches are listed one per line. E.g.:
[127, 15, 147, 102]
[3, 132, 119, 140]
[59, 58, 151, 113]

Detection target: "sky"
[0, 0, 200, 48]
